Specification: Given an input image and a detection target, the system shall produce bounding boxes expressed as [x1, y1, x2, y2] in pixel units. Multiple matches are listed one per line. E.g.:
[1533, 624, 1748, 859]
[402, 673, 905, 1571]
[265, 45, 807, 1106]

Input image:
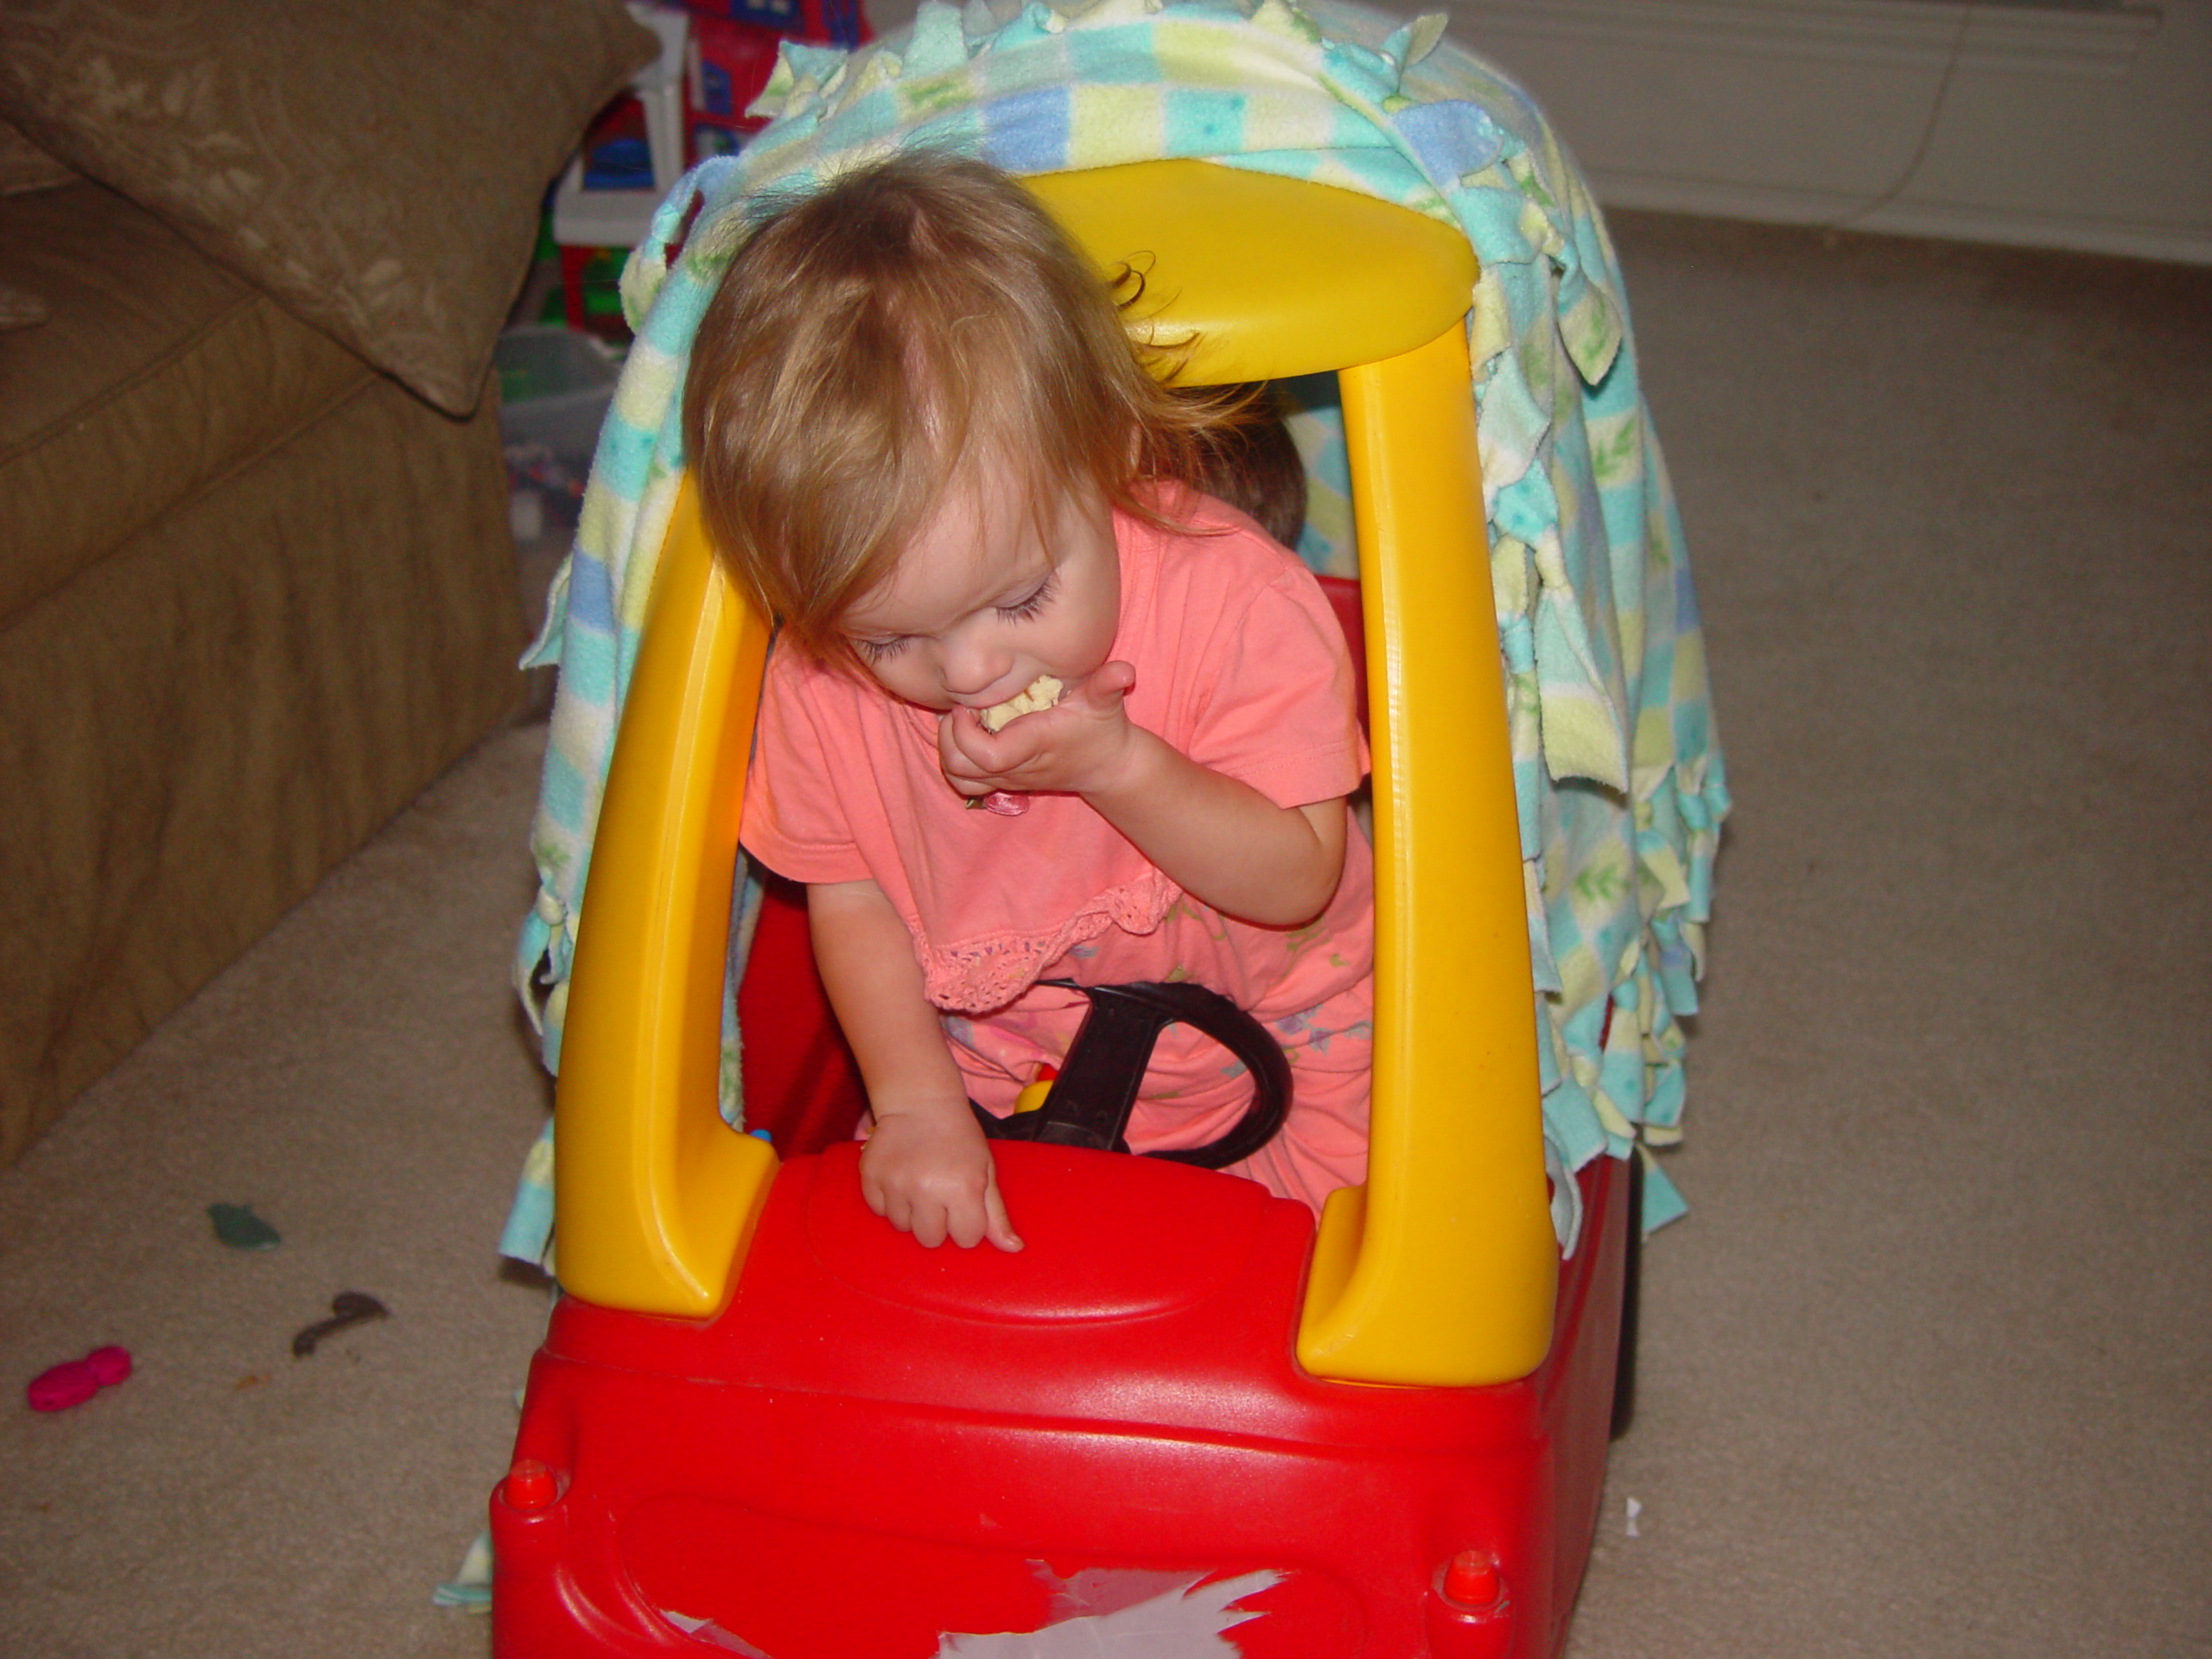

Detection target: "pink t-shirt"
[741, 493, 1375, 1211]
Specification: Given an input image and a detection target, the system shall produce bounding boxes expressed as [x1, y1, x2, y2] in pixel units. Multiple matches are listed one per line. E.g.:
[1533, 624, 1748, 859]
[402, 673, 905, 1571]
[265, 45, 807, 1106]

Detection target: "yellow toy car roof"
[1025, 159, 1474, 383]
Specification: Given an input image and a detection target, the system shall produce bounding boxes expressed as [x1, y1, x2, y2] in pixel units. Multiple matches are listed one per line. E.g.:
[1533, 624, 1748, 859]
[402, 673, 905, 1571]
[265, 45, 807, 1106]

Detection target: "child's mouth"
[976, 673, 1066, 732]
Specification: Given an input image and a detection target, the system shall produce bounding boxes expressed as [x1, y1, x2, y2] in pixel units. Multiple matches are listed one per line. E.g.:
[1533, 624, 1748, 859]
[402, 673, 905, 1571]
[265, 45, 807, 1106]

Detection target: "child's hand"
[939, 662, 1141, 800]
[859, 1106, 1023, 1251]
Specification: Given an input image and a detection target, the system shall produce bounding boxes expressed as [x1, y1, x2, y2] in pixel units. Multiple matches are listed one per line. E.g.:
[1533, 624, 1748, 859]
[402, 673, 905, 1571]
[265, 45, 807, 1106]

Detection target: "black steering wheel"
[968, 980, 1291, 1170]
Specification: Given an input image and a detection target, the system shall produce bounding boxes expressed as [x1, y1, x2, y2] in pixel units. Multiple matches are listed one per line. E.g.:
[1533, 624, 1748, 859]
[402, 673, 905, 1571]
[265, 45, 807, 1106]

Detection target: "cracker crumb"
[979, 673, 1064, 733]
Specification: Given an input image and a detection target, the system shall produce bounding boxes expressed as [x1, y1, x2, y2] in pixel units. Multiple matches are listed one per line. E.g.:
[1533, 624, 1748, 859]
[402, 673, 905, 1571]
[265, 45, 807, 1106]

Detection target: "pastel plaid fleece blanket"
[501, 0, 1730, 1265]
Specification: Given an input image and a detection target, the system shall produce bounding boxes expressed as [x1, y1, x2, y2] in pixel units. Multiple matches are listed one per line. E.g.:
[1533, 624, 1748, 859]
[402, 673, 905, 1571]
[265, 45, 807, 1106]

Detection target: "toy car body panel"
[495, 1142, 1628, 1658]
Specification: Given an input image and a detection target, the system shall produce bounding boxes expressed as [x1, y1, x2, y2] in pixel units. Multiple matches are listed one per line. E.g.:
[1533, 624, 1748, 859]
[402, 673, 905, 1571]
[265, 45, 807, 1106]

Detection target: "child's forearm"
[1081, 732, 1347, 926]
[807, 880, 969, 1121]
[808, 880, 1022, 1252]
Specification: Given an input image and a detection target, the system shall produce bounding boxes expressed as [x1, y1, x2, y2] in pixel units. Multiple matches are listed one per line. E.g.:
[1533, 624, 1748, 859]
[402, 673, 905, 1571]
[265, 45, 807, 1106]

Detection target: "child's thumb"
[1084, 660, 1136, 705]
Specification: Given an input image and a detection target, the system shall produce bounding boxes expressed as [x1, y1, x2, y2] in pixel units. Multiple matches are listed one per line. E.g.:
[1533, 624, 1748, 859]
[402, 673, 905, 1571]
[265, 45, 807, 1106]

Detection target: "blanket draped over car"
[500, 0, 1731, 1268]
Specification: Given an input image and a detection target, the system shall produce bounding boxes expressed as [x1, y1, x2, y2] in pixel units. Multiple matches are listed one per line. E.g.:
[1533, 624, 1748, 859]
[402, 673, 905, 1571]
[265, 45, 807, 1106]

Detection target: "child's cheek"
[1075, 609, 1122, 681]
[872, 654, 952, 713]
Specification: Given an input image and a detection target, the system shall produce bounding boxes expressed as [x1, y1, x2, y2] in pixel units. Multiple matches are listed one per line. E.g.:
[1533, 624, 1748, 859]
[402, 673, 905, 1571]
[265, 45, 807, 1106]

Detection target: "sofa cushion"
[0, 282, 46, 330]
[0, 116, 75, 195]
[0, 182, 374, 629]
[0, 0, 654, 416]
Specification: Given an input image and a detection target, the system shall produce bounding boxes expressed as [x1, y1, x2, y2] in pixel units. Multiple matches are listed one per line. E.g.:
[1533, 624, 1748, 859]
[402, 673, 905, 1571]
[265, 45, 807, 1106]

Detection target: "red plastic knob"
[504, 1459, 558, 1512]
[1441, 1550, 1502, 1609]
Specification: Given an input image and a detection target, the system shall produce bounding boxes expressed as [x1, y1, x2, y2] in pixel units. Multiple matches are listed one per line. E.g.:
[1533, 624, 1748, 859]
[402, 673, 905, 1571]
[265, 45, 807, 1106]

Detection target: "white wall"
[1437, 0, 2210, 264]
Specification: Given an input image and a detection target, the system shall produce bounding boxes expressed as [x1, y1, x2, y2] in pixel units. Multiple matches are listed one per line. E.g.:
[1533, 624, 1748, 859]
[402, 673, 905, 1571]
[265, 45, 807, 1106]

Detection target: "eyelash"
[851, 573, 1054, 664]
[998, 572, 1056, 623]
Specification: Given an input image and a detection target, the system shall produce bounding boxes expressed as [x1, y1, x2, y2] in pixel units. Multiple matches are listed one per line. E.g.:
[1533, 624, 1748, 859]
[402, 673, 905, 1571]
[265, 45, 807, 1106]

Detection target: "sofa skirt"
[0, 372, 524, 1163]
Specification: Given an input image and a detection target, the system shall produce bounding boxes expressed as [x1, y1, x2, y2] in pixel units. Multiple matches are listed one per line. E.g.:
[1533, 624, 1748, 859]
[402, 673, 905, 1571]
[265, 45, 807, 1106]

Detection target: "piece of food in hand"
[978, 673, 1064, 734]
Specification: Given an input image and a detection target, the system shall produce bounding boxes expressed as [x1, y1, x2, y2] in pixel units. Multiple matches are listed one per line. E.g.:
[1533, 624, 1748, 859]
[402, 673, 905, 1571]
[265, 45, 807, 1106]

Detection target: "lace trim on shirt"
[919, 865, 1180, 1013]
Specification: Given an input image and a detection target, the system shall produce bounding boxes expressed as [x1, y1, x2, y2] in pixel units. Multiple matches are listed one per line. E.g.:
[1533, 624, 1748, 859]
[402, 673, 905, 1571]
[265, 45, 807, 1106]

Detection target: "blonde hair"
[682, 151, 1255, 658]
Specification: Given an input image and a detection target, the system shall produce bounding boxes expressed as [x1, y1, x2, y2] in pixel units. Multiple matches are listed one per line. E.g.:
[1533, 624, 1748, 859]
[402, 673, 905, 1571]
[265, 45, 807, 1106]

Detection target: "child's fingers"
[937, 710, 1001, 792]
[907, 1196, 948, 1249]
[945, 1194, 985, 1250]
[982, 1166, 1024, 1253]
[940, 715, 1052, 798]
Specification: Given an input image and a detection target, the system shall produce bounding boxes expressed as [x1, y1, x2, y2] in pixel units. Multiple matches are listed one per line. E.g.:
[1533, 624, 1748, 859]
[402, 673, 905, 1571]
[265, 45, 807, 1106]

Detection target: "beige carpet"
[3, 213, 2207, 1658]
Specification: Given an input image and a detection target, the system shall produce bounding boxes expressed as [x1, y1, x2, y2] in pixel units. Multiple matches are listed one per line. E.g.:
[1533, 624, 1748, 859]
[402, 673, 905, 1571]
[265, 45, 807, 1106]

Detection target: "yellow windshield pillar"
[1294, 322, 1558, 1388]
[551, 479, 779, 1317]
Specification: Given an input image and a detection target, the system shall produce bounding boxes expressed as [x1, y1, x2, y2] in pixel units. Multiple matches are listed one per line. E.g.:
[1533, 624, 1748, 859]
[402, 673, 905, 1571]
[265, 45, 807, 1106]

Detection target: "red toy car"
[493, 160, 1636, 1658]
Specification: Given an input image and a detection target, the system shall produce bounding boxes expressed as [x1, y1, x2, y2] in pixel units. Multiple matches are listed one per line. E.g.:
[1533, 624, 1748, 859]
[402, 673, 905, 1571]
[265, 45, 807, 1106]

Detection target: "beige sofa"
[0, 2, 655, 1163]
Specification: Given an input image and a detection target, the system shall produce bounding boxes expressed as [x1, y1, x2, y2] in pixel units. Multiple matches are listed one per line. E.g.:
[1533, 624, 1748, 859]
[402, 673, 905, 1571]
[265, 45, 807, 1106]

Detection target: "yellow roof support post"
[1294, 321, 1556, 1386]
[1030, 162, 1554, 1386]
[552, 480, 779, 1317]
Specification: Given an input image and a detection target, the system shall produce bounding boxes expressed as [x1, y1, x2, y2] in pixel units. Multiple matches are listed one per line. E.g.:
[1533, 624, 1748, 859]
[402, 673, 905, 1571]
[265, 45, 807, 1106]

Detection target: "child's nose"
[940, 631, 1011, 699]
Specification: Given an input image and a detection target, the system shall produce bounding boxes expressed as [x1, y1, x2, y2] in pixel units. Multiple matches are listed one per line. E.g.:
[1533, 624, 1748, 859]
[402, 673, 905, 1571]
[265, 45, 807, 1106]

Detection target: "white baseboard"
[1585, 168, 2212, 267]
[1458, 0, 2163, 77]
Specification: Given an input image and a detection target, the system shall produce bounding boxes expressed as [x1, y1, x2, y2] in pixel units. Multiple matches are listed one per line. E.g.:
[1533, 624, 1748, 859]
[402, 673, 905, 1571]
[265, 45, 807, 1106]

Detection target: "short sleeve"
[1185, 565, 1368, 810]
[739, 646, 874, 887]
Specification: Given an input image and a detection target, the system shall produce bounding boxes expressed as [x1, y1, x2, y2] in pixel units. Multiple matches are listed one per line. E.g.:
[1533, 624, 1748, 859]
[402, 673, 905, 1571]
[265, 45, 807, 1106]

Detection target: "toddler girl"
[683, 153, 1374, 1252]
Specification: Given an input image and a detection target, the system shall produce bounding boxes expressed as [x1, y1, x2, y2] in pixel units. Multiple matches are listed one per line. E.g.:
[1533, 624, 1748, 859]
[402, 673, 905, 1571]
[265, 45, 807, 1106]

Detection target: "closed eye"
[852, 635, 909, 664]
[996, 571, 1057, 623]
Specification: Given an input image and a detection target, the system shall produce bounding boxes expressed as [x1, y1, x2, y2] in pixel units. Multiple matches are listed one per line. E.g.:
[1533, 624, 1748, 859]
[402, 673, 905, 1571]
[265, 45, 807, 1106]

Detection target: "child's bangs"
[781, 298, 1087, 656]
[686, 151, 1284, 658]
